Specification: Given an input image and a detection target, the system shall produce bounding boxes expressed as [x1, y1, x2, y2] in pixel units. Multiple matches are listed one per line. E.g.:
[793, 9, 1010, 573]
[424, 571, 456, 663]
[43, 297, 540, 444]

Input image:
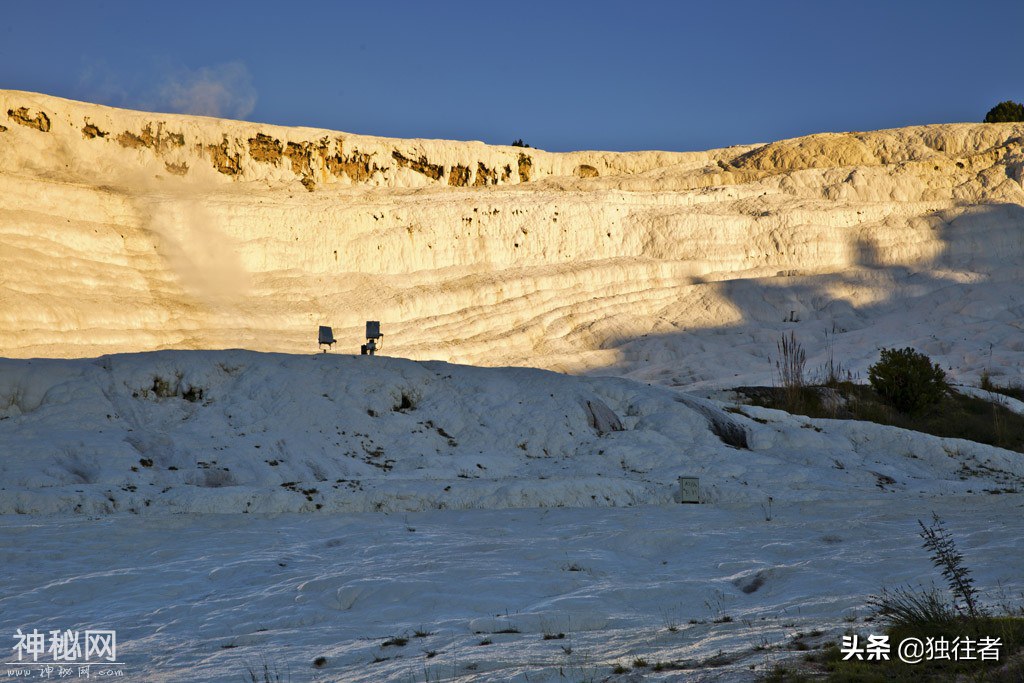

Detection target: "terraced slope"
[2, 90, 1022, 387]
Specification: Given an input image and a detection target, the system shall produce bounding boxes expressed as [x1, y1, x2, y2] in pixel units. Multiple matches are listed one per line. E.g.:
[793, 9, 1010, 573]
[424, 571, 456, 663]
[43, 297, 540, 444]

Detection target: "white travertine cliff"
[2, 90, 1023, 385]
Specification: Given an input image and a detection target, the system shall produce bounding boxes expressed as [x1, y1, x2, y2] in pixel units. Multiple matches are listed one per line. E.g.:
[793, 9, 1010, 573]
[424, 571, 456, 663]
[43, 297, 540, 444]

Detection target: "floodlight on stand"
[361, 320, 383, 356]
[318, 326, 336, 353]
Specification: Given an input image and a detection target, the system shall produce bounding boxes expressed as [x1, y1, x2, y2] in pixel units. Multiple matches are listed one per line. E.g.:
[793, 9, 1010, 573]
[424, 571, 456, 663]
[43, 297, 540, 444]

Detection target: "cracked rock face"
[7, 106, 50, 131]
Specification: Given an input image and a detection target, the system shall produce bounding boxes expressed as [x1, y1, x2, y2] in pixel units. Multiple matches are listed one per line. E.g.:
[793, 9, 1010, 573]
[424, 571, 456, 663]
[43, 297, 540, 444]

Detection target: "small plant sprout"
[704, 590, 731, 622]
[659, 606, 681, 632]
[243, 656, 290, 683]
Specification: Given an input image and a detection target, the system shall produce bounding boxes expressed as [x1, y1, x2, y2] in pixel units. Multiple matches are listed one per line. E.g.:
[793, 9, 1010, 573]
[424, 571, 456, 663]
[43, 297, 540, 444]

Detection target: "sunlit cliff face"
[2, 90, 1023, 388]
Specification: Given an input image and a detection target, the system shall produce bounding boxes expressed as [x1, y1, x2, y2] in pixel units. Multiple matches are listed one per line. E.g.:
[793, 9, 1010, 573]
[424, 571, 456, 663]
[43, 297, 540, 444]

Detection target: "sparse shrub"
[818, 328, 848, 388]
[980, 371, 1024, 402]
[980, 369, 995, 392]
[868, 583, 957, 629]
[775, 332, 806, 390]
[984, 100, 1024, 123]
[869, 514, 984, 627]
[511, 138, 531, 148]
[774, 332, 806, 412]
[809, 516, 1024, 682]
[740, 382, 1024, 451]
[868, 347, 947, 414]
[918, 513, 985, 619]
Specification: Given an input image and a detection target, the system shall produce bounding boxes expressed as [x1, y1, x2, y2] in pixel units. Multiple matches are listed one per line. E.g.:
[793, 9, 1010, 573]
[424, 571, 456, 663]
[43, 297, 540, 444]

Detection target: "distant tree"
[511, 139, 531, 148]
[868, 347, 947, 414]
[983, 100, 1024, 123]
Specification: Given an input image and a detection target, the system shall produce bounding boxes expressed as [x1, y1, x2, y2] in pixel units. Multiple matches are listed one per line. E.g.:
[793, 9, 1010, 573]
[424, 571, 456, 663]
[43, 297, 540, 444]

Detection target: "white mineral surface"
[1, 92, 1022, 681]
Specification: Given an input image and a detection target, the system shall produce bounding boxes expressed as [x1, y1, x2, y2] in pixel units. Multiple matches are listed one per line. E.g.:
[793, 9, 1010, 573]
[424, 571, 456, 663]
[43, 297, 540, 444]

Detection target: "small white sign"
[678, 477, 700, 504]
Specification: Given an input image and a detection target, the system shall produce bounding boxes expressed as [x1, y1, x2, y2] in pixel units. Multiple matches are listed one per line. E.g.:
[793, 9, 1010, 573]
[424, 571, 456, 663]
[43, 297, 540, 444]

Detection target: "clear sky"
[2, 0, 1021, 152]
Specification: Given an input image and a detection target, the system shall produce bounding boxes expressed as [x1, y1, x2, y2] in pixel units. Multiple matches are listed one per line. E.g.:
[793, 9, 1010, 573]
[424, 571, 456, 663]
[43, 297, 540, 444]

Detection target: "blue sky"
[2, 1, 1021, 152]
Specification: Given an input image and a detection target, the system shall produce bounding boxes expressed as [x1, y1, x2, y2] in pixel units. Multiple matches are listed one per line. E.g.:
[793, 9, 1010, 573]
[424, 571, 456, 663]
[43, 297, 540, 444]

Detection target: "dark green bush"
[868, 347, 947, 414]
[983, 100, 1024, 123]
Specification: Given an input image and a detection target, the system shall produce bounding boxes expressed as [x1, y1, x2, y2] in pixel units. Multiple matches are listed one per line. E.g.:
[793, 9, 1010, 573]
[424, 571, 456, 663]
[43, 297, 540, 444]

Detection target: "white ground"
[2, 499, 1023, 682]
[1, 351, 1023, 681]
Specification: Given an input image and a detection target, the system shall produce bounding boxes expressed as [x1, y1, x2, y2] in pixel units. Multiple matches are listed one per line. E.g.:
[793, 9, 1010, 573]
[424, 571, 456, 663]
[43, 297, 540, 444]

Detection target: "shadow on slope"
[589, 202, 1024, 389]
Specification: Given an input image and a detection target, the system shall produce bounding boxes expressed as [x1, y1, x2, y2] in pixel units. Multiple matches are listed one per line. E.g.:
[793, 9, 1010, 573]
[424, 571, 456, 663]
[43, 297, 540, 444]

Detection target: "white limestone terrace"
[1, 90, 1023, 393]
[1, 348, 1022, 681]
[1, 349, 1022, 516]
